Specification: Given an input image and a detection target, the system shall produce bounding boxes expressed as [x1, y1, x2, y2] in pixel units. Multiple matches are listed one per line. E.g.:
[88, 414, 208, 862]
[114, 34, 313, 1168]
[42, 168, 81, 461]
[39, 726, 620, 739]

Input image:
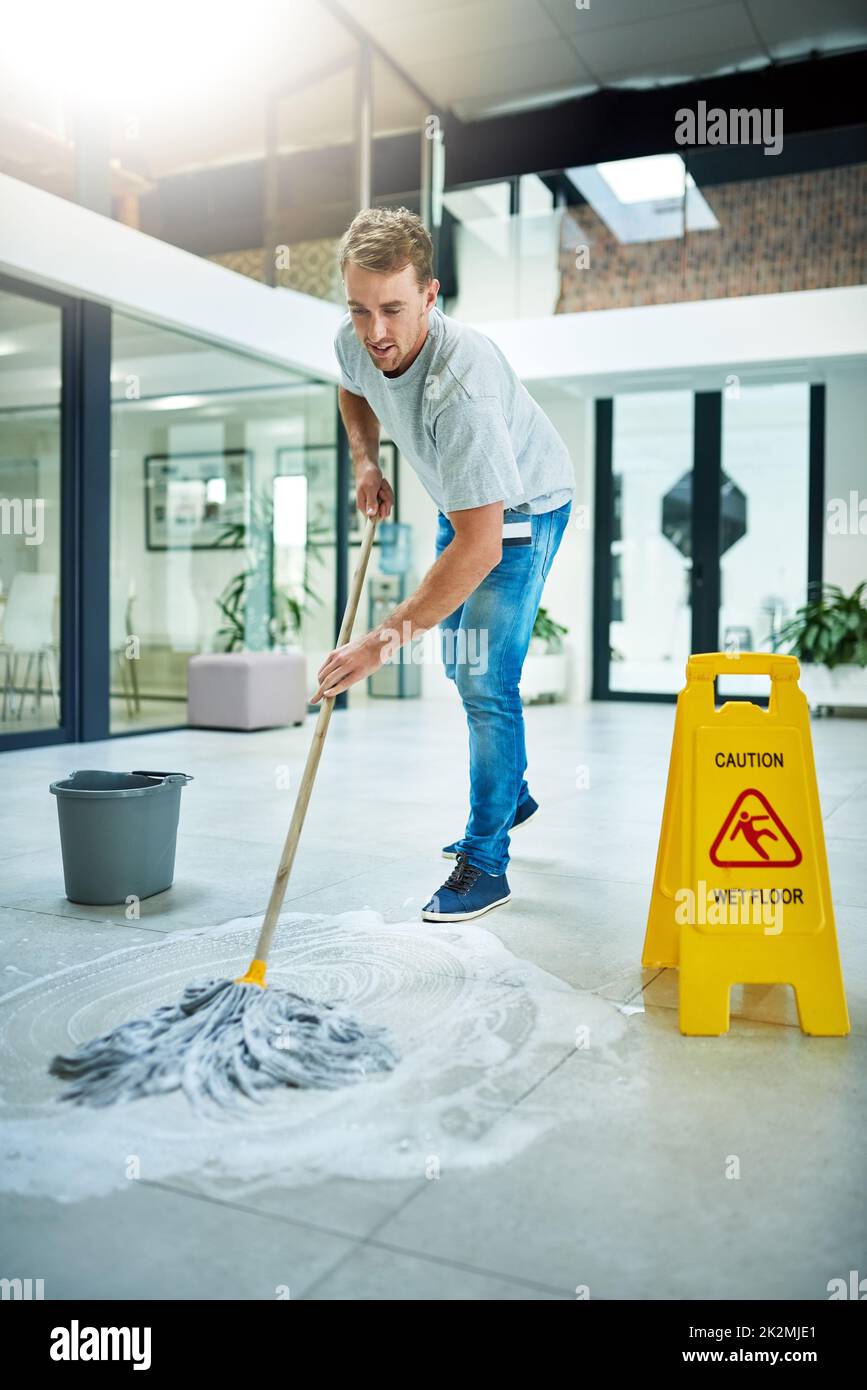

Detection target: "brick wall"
[556, 163, 867, 313]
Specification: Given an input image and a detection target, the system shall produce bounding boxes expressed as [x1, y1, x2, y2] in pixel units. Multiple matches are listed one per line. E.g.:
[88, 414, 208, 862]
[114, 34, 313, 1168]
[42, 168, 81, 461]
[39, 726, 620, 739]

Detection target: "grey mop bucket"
[49, 770, 193, 905]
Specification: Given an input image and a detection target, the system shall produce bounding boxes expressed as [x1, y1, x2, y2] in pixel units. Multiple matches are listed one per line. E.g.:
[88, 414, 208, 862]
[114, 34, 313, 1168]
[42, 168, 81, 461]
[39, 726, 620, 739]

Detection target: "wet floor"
[1, 699, 865, 1299]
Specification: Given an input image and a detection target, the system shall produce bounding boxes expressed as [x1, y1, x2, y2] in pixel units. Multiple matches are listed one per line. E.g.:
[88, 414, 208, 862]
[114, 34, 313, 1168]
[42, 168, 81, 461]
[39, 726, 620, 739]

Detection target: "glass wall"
[442, 175, 561, 321]
[599, 381, 813, 700]
[717, 383, 810, 698]
[110, 313, 337, 733]
[0, 286, 63, 737]
[441, 134, 867, 324]
[608, 390, 695, 695]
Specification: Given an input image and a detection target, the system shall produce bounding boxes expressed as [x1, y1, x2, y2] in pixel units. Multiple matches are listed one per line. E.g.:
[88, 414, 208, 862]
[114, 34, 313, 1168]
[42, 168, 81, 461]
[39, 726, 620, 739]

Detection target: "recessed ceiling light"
[146, 395, 210, 411]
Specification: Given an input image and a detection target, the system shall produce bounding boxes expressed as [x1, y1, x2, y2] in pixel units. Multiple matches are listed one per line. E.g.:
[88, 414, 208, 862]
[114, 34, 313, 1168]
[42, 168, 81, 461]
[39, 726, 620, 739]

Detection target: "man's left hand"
[311, 632, 386, 702]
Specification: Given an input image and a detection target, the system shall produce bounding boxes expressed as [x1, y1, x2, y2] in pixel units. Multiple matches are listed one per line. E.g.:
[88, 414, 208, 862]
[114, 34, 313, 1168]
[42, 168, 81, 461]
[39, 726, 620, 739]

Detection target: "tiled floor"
[1, 698, 865, 1301]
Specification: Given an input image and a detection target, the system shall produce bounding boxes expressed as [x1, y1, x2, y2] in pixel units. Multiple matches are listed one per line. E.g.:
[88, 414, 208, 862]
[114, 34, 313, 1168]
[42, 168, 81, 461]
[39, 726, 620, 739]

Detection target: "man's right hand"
[356, 461, 394, 521]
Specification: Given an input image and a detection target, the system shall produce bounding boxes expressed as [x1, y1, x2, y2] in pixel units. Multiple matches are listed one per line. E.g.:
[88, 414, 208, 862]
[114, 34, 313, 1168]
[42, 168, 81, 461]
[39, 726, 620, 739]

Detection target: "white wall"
[0, 173, 342, 379]
[480, 285, 867, 385]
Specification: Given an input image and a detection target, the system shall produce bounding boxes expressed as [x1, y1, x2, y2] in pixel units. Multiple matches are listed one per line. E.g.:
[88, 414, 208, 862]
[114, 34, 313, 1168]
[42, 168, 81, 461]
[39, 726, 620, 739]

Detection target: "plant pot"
[521, 651, 568, 703]
[797, 663, 867, 714]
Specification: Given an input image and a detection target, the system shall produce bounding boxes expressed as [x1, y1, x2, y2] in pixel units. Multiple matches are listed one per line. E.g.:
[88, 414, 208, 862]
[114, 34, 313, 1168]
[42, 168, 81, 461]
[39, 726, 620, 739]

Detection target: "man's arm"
[339, 385, 394, 520]
[310, 500, 503, 701]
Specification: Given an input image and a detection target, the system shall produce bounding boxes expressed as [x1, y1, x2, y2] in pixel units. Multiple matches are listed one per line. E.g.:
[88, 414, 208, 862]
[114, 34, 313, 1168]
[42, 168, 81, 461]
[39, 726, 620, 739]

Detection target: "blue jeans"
[435, 501, 571, 876]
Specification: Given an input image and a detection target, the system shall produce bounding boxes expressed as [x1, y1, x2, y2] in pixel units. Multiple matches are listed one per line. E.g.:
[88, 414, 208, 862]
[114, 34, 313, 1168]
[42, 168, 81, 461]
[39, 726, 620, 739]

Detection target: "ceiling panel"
[749, 0, 867, 58]
[601, 47, 769, 89]
[418, 37, 590, 107]
[371, 0, 562, 66]
[370, 56, 430, 135]
[2, 0, 866, 187]
[573, 4, 761, 77]
[540, 0, 733, 38]
[340, 0, 468, 20]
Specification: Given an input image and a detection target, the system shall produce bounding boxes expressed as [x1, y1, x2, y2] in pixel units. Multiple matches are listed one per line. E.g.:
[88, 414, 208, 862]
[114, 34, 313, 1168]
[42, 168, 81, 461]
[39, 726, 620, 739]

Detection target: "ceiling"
[344, 0, 867, 117]
[0, 0, 865, 187]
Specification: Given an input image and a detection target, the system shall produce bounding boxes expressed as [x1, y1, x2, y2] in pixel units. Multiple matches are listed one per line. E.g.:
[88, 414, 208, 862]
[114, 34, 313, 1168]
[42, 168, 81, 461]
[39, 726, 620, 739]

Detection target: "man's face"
[344, 262, 439, 376]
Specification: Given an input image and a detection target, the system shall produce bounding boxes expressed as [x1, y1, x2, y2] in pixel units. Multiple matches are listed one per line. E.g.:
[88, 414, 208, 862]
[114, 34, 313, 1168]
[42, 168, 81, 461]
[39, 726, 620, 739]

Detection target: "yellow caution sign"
[642, 652, 849, 1036]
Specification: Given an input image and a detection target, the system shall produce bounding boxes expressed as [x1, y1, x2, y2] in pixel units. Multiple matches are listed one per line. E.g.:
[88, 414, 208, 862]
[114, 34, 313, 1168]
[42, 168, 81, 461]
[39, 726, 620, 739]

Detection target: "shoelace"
[443, 853, 483, 897]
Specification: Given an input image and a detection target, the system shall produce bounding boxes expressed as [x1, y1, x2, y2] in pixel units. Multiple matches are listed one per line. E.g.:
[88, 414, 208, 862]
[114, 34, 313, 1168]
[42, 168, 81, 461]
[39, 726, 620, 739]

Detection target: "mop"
[50, 516, 397, 1111]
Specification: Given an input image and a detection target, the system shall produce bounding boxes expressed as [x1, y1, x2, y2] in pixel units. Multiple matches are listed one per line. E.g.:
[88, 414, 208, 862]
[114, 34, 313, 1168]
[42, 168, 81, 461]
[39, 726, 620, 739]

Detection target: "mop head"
[49, 976, 398, 1113]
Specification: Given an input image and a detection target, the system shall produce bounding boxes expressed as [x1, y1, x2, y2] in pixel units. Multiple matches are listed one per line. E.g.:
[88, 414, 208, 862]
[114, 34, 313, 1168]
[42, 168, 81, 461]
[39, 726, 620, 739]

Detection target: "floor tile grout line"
[298, 1182, 431, 1300]
[318, 1042, 588, 1294]
[301, 1230, 571, 1299]
[6, 903, 860, 1022]
[140, 1177, 569, 1298]
[0, 910, 662, 1010]
[821, 782, 867, 825]
[0, 903, 170, 934]
[0, 857, 432, 930]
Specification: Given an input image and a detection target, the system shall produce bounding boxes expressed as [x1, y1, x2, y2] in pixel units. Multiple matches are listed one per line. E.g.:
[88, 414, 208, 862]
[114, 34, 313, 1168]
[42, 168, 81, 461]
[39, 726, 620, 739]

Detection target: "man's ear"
[426, 278, 440, 310]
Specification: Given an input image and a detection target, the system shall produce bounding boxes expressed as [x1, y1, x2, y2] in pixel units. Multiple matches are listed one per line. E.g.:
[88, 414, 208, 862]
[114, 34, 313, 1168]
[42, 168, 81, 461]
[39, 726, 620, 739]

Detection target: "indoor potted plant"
[522, 605, 569, 702]
[214, 488, 325, 653]
[772, 581, 867, 714]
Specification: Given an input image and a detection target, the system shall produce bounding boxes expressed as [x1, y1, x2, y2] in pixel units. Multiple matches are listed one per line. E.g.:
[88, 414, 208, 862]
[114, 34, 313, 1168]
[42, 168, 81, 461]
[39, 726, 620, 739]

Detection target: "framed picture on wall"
[349, 441, 399, 544]
[144, 450, 253, 550]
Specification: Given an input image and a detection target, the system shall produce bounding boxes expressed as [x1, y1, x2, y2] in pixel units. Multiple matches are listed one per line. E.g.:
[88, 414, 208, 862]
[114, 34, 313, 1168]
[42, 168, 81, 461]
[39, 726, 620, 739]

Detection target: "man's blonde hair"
[337, 207, 433, 289]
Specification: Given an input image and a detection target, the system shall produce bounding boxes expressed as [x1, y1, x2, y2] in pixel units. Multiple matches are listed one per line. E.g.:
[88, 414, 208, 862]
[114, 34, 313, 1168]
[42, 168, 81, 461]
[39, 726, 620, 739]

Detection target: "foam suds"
[0, 910, 631, 1202]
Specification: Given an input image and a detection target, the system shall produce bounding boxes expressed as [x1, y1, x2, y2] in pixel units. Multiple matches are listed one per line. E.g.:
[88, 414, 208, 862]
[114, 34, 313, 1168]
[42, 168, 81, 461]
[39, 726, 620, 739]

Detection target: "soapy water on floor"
[0, 910, 635, 1203]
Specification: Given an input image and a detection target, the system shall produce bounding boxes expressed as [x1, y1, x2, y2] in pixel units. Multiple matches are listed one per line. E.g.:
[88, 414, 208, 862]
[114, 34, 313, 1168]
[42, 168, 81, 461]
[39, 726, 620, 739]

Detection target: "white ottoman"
[187, 650, 308, 731]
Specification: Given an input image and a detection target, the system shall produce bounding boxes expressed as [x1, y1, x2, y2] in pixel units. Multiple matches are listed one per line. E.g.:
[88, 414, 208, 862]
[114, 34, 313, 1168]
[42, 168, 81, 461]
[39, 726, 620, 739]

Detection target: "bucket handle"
[130, 770, 194, 784]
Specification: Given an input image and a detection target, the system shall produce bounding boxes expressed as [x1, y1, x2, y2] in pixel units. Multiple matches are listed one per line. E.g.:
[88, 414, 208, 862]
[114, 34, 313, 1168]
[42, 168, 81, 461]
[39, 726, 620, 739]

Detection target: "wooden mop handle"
[253, 515, 378, 963]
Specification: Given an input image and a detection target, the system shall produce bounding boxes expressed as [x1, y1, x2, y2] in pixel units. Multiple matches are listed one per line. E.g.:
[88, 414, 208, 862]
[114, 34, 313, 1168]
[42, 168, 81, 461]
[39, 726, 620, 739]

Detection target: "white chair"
[0, 572, 59, 722]
[110, 583, 140, 719]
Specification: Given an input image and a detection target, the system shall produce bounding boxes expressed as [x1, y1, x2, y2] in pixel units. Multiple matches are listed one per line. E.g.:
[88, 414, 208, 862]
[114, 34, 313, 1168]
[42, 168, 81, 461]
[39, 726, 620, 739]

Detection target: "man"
[311, 206, 574, 922]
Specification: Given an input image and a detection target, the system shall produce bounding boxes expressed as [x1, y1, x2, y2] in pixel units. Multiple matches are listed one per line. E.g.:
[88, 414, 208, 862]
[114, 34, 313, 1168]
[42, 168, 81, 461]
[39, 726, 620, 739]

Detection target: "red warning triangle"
[710, 787, 802, 868]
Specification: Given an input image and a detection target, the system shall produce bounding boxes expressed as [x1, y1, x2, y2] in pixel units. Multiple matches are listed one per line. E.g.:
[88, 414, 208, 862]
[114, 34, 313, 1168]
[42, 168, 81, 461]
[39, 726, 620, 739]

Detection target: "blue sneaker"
[442, 795, 538, 859]
[422, 854, 511, 922]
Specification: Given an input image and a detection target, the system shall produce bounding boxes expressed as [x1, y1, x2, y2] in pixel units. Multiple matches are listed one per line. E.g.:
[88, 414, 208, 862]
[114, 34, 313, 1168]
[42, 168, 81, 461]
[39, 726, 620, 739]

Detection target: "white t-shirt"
[334, 305, 574, 515]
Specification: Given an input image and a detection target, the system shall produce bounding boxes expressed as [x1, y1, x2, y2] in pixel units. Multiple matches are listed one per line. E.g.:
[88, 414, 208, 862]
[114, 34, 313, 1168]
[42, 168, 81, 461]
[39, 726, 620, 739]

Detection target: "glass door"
[599, 390, 695, 696]
[594, 383, 816, 700]
[0, 282, 69, 747]
[717, 383, 810, 698]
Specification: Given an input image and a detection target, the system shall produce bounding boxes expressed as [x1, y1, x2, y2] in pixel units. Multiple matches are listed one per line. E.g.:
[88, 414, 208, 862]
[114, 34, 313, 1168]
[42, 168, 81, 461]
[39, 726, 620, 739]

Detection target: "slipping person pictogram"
[710, 787, 802, 868]
[731, 809, 778, 859]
